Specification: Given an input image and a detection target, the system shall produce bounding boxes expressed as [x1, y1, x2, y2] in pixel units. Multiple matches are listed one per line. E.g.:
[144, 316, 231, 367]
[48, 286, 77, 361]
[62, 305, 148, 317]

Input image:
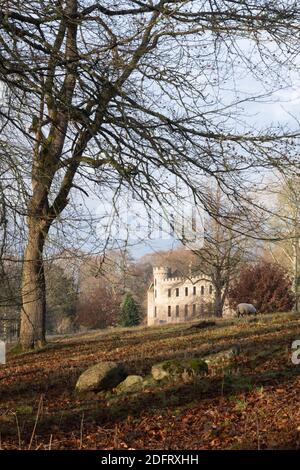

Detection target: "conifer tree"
[119, 293, 140, 327]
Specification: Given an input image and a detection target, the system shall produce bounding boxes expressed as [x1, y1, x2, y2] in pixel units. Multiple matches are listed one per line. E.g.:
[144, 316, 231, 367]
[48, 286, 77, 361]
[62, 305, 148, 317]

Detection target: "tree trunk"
[214, 284, 224, 317]
[293, 238, 299, 314]
[20, 227, 46, 349]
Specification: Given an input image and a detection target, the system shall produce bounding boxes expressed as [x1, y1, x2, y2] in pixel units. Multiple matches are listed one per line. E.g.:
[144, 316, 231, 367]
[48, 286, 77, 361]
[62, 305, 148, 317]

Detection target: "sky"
[87, 79, 300, 259]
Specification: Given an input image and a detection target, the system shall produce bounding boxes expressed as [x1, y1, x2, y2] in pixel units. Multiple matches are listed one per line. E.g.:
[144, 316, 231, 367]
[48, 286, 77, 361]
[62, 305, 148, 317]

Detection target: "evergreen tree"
[119, 293, 140, 327]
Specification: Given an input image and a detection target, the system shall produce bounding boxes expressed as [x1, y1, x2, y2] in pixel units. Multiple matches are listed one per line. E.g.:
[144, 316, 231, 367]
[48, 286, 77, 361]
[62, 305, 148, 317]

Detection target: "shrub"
[229, 261, 294, 313]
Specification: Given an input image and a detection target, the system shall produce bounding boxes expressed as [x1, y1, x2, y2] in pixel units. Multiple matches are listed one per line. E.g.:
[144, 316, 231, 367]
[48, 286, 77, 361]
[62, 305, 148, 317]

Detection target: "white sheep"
[236, 303, 257, 317]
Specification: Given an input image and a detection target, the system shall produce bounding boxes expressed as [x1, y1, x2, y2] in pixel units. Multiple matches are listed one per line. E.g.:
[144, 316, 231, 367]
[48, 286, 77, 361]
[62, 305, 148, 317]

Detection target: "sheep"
[236, 303, 257, 317]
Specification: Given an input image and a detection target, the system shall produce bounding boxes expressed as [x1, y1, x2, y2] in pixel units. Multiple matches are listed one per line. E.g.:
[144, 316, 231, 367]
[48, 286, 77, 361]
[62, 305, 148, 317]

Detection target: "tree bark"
[214, 285, 224, 317]
[20, 227, 46, 349]
[213, 269, 225, 317]
[293, 238, 299, 314]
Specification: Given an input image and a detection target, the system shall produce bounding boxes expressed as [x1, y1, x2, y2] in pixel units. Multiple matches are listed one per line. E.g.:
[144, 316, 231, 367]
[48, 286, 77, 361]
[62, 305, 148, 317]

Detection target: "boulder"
[75, 361, 126, 393]
[204, 345, 241, 365]
[116, 375, 144, 393]
[142, 376, 158, 389]
[151, 358, 208, 381]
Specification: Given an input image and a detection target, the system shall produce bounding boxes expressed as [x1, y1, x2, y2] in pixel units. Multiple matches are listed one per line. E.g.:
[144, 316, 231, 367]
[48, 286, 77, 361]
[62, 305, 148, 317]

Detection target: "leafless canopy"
[0, 0, 300, 347]
[0, 1, 299, 216]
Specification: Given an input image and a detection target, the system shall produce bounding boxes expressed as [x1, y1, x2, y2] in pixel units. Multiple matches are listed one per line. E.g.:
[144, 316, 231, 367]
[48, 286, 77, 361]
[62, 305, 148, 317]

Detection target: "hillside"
[1, 313, 300, 450]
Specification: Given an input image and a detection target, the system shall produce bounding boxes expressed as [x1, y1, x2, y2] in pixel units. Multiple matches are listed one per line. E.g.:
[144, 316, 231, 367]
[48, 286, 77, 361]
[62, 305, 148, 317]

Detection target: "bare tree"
[265, 176, 300, 313]
[190, 186, 253, 316]
[0, 1, 299, 348]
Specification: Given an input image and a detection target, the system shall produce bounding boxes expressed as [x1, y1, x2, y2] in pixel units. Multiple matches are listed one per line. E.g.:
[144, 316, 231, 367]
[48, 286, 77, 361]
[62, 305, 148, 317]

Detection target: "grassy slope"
[1, 313, 300, 449]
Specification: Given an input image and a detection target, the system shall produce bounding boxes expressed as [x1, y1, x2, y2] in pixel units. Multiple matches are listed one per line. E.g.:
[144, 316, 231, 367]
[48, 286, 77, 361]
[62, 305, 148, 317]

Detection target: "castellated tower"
[153, 266, 170, 286]
[147, 266, 215, 326]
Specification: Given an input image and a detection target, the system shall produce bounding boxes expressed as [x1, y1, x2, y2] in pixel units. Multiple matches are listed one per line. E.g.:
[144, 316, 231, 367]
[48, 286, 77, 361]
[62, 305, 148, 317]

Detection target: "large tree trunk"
[212, 268, 226, 317]
[20, 227, 46, 349]
[214, 286, 224, 317]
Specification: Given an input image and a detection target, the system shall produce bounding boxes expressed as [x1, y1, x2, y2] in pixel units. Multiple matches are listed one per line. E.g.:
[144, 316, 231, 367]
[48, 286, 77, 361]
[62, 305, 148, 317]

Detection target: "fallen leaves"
[1, 314, 300, 449]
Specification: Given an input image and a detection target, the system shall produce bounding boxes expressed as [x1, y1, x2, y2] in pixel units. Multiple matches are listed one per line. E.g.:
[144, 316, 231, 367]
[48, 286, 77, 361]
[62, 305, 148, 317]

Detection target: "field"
[1, 313, 300, 450]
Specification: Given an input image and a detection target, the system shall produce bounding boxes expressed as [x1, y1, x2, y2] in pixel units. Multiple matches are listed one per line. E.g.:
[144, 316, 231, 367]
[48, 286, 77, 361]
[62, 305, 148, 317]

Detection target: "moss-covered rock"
[142, 376, 158, 388]
[203, 345, 241, 365]
[151, 358, 208, 381]
[116, 375, 144, 393]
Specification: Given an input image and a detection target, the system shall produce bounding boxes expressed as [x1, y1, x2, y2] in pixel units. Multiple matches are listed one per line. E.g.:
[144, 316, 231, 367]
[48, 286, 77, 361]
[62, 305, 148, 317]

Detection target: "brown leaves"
[1, 314, 300, 449]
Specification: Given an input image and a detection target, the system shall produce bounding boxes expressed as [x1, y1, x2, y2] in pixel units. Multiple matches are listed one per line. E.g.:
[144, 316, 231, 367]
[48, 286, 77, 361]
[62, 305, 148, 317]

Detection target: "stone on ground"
[75, 361, 126, 392]
[116, 375, 144, 393]
[151, 358, 208, 381]
[203, 345, 241, 365]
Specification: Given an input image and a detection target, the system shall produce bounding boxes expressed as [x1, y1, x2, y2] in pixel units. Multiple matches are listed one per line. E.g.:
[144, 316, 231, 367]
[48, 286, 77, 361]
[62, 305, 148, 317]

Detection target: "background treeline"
[0, 242, 295, 336]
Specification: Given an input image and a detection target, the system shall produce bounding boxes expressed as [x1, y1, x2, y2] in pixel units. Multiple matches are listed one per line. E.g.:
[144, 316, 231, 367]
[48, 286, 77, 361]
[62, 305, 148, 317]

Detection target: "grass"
[1, 312, 300, 449]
